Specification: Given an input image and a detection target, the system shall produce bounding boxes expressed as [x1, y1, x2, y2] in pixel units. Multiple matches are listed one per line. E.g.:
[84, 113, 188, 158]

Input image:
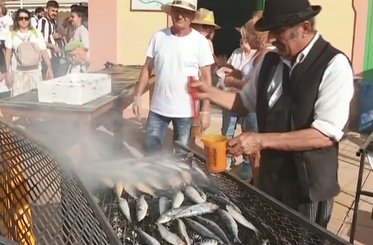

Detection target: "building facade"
[3, 0, 87, 11]
[3, 0, 372, 80]
[88, 0, 372, 80]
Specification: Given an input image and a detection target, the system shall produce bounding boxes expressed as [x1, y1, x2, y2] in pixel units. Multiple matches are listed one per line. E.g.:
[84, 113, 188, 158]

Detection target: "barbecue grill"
[0, 121, 120, 245]
[0, 120, 350, 245]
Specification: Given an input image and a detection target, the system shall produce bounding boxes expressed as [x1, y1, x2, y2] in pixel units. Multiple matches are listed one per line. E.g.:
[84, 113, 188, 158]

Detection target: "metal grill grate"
[190, 151, 350, 245]
[0, 119, 351, 245]
[93, 149, 350, 245]
[0, 121, 119, 245]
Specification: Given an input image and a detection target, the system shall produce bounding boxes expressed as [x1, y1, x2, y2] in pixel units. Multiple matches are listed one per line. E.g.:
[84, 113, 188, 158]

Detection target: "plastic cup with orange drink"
[202, 134, 228, 173]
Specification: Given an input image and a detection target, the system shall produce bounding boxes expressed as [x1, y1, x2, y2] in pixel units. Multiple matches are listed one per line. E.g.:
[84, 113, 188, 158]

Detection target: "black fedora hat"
[255, 0, 321, 31]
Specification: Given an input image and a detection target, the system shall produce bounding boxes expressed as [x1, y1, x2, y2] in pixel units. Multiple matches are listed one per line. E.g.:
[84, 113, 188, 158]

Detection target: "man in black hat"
[191, 0, 354, 227]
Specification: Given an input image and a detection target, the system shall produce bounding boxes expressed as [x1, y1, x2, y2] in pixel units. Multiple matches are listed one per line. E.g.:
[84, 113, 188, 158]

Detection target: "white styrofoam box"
[38, 73, 112, 105]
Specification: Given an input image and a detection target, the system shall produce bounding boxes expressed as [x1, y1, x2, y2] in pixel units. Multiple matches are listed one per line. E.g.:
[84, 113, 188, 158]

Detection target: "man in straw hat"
[191, 0, 354, 227]
[133, 0, 214, 154]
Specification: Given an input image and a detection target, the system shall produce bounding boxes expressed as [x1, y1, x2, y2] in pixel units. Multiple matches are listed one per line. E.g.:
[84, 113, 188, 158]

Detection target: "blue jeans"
[144, 111, 192, 154]
[242, 112, 258, 132]
[221, 110, 242, 137]
[222, 111, 258, 136]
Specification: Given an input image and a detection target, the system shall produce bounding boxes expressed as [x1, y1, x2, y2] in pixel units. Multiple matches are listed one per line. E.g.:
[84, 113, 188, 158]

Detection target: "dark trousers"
[298, 198, 334, 228]
[260, 174, 334, 227]
[0, 40, 6, 73]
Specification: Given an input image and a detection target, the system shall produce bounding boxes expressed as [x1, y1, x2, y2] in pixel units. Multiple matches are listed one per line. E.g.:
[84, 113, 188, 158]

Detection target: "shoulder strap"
[12, 29, 38, 41]
[31, 28, 38, 38]
[16, 29, 39, 42]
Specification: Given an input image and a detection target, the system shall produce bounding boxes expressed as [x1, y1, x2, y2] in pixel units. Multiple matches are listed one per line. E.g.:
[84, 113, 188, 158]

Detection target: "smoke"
[18, 115, 207, 198]
[77, 155, 209, 198]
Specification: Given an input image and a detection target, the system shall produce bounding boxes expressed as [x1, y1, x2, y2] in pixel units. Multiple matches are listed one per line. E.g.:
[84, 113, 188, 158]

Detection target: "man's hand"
[228, 132, 262, 156]
[189, 79, 212, 100]
[132, 95, 141, 120]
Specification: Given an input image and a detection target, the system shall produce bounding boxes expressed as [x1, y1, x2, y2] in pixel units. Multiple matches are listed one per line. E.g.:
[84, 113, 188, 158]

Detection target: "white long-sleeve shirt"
[240, 33, 354, 141]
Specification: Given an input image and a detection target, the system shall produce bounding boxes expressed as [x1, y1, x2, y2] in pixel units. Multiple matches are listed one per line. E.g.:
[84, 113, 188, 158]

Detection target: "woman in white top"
[67, 7, 89, 73]
[224, 12, 273, 90]
[224, 11, 274, 182]
[216, 15, 258, 175]
[5, 9, 53, 97]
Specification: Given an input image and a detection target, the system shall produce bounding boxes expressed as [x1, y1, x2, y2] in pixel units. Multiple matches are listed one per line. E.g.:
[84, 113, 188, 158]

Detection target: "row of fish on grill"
[88, 157, 268, 244]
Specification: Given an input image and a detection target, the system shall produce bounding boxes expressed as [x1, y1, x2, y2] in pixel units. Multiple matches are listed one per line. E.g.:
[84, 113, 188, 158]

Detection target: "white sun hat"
[161, 0, 198, 14]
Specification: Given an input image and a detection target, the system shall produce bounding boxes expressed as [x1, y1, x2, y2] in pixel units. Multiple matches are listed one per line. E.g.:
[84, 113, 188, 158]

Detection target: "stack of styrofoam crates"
[38, 73, 112, 105]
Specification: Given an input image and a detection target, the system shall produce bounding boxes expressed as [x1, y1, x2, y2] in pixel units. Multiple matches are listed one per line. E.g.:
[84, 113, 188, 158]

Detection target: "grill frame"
[0, 121, 122, 245]
[0, 120, 351, 245]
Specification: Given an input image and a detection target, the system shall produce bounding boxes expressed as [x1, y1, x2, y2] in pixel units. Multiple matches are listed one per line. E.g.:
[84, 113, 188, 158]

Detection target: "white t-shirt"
[69, 25, 90, 73]
[147, 28, 214, 117]
[227, 48, 256, 71]
[0, 15, 13, 41]
[5, 29, 47, 71]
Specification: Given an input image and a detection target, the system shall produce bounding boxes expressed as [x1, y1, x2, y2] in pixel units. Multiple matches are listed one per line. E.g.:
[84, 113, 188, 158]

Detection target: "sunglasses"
[18, 17, 30, 21]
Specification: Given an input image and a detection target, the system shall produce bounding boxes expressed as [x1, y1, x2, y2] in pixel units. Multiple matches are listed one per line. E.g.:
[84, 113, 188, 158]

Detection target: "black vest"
[256, 37, 342, 202]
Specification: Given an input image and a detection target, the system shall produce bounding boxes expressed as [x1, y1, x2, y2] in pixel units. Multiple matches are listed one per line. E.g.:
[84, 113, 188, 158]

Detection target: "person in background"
[31, 7, 44, 28]
[37, 0, 66, 77]
[132, 0, 214, 154]
[215, 16, 258, 176]
[66, 6, 89, 73]
[222, 11, 274, 182]
[191, 8, 220, 55]
[0, 5, 13, 83]
[63, 4, 79, 42]
[191, 0, 353, 227]
[5, 9, 53, 97]
[190, 8, 220, 140]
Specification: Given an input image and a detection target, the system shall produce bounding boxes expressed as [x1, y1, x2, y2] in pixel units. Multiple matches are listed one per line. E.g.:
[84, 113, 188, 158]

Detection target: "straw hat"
[192, 8, 221, 29]
[161, 0, 198, 14]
